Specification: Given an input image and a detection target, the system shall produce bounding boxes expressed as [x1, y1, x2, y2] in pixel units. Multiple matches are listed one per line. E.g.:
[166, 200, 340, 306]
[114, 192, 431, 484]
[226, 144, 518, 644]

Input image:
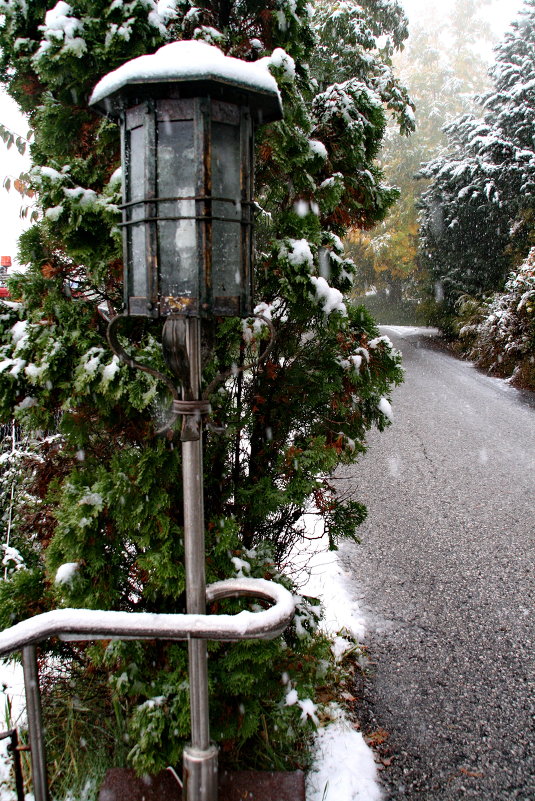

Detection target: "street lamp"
[90, 39, 281, 319]
[90, 40, 283, 801]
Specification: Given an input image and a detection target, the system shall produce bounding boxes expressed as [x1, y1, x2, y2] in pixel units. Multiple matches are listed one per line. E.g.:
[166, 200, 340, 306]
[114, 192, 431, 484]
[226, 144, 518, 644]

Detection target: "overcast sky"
[0, 0, 528, 266]
[401, 0, 524, 35]
[0, 93, 32, 266]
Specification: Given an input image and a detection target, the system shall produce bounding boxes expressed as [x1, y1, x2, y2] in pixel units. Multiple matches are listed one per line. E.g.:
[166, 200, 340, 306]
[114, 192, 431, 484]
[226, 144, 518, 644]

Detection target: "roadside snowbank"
[290, 514, 382, 801]
[306, 710, 382, 801]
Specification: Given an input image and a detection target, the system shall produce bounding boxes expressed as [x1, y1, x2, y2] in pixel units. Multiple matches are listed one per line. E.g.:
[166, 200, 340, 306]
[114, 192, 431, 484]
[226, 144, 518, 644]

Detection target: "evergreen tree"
[347, 0, 494, 315]
[418, 0, 535, 328]
[310, 0, 413, 132]
[0, 0, 406, 790]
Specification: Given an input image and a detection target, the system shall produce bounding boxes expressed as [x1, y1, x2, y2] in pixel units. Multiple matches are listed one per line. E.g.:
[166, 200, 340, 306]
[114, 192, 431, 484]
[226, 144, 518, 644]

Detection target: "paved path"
[338, 327, 535, 801]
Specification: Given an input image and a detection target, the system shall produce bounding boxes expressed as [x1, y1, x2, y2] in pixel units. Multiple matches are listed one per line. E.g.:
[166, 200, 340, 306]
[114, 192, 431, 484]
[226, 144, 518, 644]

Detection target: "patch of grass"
[39, 656, 129, 801]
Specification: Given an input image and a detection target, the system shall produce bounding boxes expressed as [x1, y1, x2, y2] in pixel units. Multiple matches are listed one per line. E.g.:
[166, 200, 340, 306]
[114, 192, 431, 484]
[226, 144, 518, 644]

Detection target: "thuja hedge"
[0, 0, 408, 793]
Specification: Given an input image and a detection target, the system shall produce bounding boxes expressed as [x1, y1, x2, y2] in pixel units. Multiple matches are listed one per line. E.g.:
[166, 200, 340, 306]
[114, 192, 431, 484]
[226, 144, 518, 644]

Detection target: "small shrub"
[459, 249, 535, 387]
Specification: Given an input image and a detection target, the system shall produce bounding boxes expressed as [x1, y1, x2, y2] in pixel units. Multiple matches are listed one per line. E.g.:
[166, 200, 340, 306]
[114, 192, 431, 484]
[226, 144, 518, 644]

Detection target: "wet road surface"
[339, 326, 535, 801]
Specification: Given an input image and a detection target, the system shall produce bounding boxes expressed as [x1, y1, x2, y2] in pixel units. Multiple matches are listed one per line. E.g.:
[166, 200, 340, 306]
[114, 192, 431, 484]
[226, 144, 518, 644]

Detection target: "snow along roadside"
[292, 513, 383, 801]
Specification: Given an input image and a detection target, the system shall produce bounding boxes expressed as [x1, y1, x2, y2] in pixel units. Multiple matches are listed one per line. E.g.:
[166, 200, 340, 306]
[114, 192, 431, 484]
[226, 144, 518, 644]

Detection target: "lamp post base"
[98, 766, 306, 801]
[183, 744, 218, 801]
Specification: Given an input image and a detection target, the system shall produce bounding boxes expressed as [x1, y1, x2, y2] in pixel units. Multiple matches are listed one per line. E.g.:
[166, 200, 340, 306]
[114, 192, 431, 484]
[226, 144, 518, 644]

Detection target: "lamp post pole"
[181, 317, 218, 801]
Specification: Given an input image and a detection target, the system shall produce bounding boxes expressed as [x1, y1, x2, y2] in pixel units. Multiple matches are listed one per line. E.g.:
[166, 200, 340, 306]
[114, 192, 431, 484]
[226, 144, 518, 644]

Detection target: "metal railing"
[0, 577, 295, 801]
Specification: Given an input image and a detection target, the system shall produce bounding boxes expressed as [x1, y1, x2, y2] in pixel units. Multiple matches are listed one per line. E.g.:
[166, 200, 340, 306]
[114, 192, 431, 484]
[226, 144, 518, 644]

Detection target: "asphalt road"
[338, 326, 535, 801]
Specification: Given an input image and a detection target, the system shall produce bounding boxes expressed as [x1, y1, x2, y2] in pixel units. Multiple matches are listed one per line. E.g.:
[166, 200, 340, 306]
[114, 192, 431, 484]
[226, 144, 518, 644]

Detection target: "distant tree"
[348, 0, 494, 313]
[418, 0, 535, 328]
[448, 0, 495, 97]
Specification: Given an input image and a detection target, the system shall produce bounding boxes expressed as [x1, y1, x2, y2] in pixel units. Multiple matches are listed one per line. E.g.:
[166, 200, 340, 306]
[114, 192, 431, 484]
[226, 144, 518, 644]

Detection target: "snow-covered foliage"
[0, 421, 55, 600]
[418, 0, 535, 325]
[0, 0, 407, 787]
[458, 248, 535, 387]
[34, 1, 87, 61]
[311, 0, 414, 134]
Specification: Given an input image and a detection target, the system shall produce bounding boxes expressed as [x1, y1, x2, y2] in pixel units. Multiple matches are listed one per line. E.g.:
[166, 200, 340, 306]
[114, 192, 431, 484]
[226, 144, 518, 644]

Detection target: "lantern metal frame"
[118, 94, 255, 318]
[90, 50, 282, 322]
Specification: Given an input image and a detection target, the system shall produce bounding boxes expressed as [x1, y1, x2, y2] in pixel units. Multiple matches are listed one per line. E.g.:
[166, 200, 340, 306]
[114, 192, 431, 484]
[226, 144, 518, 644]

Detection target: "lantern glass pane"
[127, 124, 147, 298]
[212, 122, 242, 302]
[157, 119, 197, 299]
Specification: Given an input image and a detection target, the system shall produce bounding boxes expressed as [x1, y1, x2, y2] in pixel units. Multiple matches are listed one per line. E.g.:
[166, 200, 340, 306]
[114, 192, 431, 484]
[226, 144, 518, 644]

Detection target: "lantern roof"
[89, 40, 283, 122]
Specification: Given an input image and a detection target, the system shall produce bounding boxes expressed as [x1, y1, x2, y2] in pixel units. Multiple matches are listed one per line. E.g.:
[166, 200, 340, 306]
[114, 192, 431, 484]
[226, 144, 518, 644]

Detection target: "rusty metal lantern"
[89, 41, 282, 320]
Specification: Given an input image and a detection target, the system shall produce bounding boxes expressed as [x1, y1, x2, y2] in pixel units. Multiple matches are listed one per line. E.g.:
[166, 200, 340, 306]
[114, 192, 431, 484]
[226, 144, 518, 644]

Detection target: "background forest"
[349, 0, 535, 392]
[419, 0, 535, 388]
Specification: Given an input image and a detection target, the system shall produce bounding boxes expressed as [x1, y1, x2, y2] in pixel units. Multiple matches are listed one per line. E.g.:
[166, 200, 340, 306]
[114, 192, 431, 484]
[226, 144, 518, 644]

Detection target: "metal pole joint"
[183, 744, 218, 801]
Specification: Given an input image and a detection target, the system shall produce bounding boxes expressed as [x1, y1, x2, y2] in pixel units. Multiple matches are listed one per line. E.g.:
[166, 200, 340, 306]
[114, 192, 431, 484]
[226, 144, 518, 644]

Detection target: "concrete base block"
[98, 767, 306, 801]
[219, 769, 306, 800]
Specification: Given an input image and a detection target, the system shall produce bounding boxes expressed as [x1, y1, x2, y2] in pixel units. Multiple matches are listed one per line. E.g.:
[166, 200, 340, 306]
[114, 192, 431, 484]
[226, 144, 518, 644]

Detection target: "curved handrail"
[0, 578, 295, 659]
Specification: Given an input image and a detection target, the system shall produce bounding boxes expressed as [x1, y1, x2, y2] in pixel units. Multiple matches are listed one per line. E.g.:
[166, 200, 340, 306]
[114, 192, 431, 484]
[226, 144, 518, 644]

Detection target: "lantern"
[90, 40, 282, 319]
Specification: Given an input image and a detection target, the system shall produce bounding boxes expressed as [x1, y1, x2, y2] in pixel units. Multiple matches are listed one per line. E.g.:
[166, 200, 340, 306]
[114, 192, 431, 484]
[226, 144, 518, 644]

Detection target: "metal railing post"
[22, 645, 49, 801]
[0, 728, 25, 801]
[181, 317, 218, 801]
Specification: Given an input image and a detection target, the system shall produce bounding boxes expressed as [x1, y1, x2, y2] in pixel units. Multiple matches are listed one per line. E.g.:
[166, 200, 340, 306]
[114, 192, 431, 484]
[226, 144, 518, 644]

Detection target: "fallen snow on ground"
[288, 513, 382, 801]
[380, 325, 439, 337]
[306, 708, 382, 801]
[0, 660, 26, 727]
[0, 659, 27, 800]
[291, 515, 366, 644]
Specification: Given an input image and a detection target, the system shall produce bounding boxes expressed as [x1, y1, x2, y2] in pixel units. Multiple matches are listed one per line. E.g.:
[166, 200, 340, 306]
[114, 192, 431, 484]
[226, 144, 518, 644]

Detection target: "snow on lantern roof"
[89, 40, 283, 123]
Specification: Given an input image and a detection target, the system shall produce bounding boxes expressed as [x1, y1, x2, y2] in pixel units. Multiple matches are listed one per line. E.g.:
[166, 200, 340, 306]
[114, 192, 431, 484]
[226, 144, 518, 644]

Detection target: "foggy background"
[0, 0, 527, 266]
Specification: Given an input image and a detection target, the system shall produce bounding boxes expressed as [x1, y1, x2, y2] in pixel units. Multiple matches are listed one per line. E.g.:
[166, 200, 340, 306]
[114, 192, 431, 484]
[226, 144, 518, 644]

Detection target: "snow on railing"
[0, 577, 295, 801]
[0, 578, 295, 657]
